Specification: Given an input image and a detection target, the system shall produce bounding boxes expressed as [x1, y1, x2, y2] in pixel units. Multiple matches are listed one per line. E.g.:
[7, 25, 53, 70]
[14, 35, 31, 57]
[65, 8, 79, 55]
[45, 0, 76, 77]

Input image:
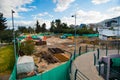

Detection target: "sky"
[0, 0, 120, 29]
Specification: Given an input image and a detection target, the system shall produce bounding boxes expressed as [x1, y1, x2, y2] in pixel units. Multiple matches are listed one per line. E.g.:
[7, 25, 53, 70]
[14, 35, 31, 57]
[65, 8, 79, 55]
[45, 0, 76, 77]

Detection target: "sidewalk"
[73, 51, 104, 80]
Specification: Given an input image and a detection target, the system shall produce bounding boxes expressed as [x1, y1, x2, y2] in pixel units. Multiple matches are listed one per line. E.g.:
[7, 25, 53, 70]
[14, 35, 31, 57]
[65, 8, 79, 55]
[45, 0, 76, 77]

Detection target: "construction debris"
[35, 41, 47, 45]
[54, 54, 69, 62]
[40, 51, 59, 64]
[48, 48, 64, 54]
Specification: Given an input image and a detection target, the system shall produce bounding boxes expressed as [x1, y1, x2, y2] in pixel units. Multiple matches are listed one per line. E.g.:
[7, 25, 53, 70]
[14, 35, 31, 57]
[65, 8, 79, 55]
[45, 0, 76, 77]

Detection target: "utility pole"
[118, 16, 120, 54]
[72, 14, 77, 58]
[12, 10, 17, 61]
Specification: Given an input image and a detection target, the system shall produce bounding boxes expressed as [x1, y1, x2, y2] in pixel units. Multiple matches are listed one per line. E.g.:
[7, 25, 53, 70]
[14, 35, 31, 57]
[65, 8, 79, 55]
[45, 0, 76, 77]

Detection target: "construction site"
[8, 33, 120, 80]
[15, 34, 98, 79]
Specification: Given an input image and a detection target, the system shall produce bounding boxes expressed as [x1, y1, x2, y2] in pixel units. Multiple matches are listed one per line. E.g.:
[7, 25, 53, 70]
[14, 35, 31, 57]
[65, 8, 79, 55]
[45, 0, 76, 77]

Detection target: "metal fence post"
[118, 43, 119, 54]
[86, 45, 88, 53]
[98, 62, 101, 75]
[93, 44, 95, 51]
[69, 60, 72, 73]
[97, 48, 100, 60]
[106, 45, 108, 56]
[74, 50, 76, 59]
[79, 46, 81, 55]
[70, 53, 72, 59]
[94, 53, 96, 65]
[74, 69, 78, 80]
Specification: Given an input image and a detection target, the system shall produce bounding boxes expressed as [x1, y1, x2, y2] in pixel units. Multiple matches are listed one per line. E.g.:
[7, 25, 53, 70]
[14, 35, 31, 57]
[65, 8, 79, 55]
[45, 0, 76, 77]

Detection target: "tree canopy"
[49, 19, 96, 34]
[35, 20, 41, 33]
[18, 26, 34, 33]
[50, 21, 56, 32]
[0, 12, 7, 30]
[41, 23, 47, 32]
[0, 13, 11, 43]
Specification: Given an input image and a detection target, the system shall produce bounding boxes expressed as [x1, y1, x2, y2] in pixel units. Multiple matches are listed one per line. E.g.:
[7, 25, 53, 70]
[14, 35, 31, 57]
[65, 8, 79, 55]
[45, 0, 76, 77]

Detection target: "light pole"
[12, 10, 17, 62]
[72, 14, 77, 58]
[118, 16, 120, 54]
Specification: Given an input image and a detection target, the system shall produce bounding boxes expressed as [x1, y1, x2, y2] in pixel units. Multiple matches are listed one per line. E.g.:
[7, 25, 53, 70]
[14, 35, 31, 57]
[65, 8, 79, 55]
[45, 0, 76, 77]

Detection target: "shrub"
[20, 40, 35, 55]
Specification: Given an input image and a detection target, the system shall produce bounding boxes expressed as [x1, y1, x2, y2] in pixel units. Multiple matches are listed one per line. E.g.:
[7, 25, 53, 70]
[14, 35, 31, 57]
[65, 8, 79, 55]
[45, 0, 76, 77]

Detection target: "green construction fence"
[9, 63, 17, 80]
[9, 59, 71, 80]
[82, 34, 99, 37]
[23, 61, 70, 80]
[112, 58, 120, 67]
[9, 41, 95, 80]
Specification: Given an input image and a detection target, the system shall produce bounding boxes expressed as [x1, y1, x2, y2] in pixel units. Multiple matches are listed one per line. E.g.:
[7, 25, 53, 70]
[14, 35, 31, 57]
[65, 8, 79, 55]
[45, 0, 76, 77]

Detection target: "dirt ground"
[32, 36, 75, 73]
[32, 36, 97, 73]
[17, 36, 98, 79]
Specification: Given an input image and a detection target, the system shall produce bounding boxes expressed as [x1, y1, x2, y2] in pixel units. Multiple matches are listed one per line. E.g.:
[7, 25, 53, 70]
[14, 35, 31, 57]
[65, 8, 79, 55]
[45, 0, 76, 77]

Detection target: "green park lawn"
[0, 45, 15, 75]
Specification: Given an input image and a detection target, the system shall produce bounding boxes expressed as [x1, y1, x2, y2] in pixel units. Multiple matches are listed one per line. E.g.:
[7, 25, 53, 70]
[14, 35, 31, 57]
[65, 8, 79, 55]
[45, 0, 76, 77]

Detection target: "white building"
[98, 27, 120, 40]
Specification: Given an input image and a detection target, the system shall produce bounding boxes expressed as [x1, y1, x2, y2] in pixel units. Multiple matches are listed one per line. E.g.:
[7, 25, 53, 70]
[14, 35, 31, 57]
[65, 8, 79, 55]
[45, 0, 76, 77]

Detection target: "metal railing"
[70, 62, 89, 80]
[69, 45, 94, 80]
[76, 69, 89, 80]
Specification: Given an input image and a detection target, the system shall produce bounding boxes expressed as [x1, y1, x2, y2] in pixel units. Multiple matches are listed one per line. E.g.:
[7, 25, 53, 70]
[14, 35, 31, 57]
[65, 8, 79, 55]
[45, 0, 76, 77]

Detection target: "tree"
[20, 40, 35, 55]
[41, 23, 46, 32]
[82, 24, 87, 29]
[18, 26, 34, 33]
[35, 20, 41, 33]
[55, 19, 61, 28]
[50, 21, 56, 32]
[61, 23, 68, 29]
[0, 13, 8, 43]
[0, 12, 7, 31]
[88, 26, 95, 34]
[55, 19, 62, 33]
[27, 26, 34, 33]
[50, 20, 70, 33]
[0, 29, 13, 43]
[18, 26, 28, 33]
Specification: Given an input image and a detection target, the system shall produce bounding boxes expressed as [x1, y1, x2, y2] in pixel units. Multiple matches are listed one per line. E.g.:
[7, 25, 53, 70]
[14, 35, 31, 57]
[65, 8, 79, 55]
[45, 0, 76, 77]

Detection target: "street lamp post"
[12, 10, 17, 62]
[118, 16, 120, 54]
[72, 14, 77, 58]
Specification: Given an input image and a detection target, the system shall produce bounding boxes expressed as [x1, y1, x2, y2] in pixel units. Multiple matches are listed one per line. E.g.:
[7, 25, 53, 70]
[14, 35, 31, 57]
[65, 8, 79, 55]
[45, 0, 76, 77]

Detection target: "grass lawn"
[0, 45, 15, 75]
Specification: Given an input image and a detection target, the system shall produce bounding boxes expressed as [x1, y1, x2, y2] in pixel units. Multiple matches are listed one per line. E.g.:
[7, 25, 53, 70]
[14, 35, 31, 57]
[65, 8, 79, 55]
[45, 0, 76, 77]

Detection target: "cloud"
[92, 0, 111, 5]
[0, 0, 34, 18]
[107, 6, 120, 18]
[7, 12, 53, 30]
[32, 12, 53, 19]
[54, 0, 75, 12]
[29, 6, 37, 9]
[7, 19, 51, 30]
[7, 20, 35, 29]
[37, 19, 51, 29]
[61, 17, 74, 25]
[108, 6, 120, 12]
[61, 10, 108, 25]
[53, 0, 57, 3]
[61, 7, 120, 26]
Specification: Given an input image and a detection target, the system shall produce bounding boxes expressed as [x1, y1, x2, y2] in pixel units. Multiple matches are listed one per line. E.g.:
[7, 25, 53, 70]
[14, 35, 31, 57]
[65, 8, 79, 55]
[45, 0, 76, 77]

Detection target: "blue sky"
[0, 0, 120, 29]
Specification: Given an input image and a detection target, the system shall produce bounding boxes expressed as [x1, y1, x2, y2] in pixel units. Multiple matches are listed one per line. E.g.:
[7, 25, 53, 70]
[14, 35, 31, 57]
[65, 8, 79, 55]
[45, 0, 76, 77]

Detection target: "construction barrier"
[9, 64, 17, 80]
[10, 40, 95, 80]
[23, 61, 70, 80]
